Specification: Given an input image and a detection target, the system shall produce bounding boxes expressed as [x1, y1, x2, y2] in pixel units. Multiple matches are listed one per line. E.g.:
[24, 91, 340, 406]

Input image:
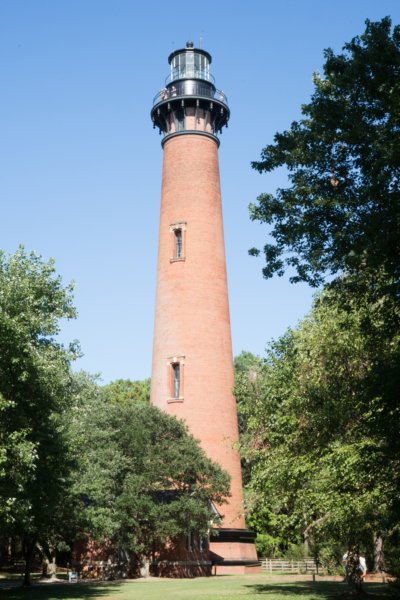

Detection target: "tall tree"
[72, 399, 230, 572]
[0, 247, 78, 584]
[235, 288, 399, 570]
[250, 17, 400, 301]
[246, 20, 400, 580]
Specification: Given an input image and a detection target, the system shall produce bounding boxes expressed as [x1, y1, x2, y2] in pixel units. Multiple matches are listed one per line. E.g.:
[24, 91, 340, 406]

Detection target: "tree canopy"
[250, 17, 400, 299]
[102, 378, 150, 405]
[245, 22, 400, 576]
[0, 247, 79, 583]
[72, 398, 230, 564]
[235, 286, 399, 570]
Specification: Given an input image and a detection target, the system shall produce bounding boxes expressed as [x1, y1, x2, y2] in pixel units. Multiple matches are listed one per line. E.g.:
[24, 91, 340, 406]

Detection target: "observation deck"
[152, 80, 228, 107]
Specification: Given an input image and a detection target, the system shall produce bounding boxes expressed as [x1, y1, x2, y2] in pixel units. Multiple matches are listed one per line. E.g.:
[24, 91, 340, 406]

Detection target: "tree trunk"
[36, 543, 49, 578]
[7, 538, 12, 562]
[22, 538, 36, 586]
[49, 551, 57, 580]
[37, 542, 58, 580]
[41, 556, 49, 577]
[140, 559, 150, 578]
[373, 532, 384, 572]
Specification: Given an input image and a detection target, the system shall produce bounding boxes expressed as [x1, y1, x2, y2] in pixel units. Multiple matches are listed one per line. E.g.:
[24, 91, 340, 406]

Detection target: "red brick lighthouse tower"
[150, 42, 259, 575]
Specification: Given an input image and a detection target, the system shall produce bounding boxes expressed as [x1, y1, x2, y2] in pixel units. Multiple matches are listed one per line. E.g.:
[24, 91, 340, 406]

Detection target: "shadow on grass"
[245, 580, 393, 598]
[0, 581, 124, 600]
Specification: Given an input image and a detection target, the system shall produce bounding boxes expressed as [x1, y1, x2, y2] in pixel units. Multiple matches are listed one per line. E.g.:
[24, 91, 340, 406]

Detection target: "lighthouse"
[150, 42, 259, 575]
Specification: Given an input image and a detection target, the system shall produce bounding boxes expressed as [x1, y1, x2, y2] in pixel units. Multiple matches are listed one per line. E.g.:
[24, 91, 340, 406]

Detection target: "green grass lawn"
[0, 575, 394, 600]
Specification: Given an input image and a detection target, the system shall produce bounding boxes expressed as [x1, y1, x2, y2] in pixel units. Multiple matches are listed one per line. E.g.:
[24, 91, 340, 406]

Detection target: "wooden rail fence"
[261, 559, 320, 573]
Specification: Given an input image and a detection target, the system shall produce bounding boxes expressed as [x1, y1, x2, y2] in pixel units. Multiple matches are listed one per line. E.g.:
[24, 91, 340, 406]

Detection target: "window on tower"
[172, 363, 180, 398]
[175, 229, 182, 258]
[175, 108, 185, 132]
[167, 356, 185, 402]
[169, 222, 186, 262]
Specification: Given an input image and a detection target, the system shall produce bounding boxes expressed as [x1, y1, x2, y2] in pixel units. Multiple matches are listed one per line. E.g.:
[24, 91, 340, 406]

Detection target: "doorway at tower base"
[209, 528, 262, 575]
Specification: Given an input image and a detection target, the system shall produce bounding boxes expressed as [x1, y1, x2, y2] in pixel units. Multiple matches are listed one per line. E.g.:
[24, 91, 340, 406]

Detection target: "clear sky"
[1, 1, 399, 384]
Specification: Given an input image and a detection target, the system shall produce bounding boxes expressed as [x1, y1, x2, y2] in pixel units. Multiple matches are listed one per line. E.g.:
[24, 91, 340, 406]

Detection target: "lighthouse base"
[150, 528, 260, 577]
[209, 528, 261, 575]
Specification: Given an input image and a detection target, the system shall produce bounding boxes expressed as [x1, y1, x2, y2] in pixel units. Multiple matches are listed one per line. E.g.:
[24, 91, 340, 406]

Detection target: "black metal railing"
[153, 81, 228, 107]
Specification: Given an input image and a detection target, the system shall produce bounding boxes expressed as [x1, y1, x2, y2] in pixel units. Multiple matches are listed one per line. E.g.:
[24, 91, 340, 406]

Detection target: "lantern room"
[168, 42, 212, 83]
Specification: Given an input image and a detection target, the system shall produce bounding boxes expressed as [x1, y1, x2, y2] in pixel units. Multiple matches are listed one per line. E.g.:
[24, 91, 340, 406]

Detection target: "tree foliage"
[72, 398, 230, 562]
[246, 20, 400, 576]
[235, 287, 400, 566]
[102, 378, 150, 405]
[0, 248, 79, 583]
[250, 17, 400, 299]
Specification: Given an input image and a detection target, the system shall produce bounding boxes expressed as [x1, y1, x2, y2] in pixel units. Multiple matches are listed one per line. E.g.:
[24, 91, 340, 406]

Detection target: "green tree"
[72, 399, 230, 572]
[234, 352, 262, 485]
[246, 19, 400, 583]
[234, 351, 262, 375]
[0, 247, 79, 584]
[102, 378, 150, 404]
[235, 288, 399, 570]
[250, 17, 400, 300]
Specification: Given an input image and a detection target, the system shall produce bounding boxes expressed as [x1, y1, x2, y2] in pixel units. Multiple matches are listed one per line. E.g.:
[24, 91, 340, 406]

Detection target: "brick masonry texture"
[150, 133, 246, 529]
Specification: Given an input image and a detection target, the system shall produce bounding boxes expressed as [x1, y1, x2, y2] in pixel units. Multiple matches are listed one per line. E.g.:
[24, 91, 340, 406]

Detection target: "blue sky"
[1, 1, 399, 383]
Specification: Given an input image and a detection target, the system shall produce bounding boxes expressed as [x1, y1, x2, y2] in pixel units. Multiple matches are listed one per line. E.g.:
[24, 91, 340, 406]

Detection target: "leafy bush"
[255, 533, 282, 558]
[283, 543, 309, 560]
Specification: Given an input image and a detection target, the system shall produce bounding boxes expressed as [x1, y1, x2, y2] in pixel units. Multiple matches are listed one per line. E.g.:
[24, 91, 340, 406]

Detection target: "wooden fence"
[261, 558, 321, 573]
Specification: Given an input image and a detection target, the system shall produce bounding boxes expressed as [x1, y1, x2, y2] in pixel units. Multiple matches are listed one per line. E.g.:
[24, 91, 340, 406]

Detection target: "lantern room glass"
[171, 52, 210, 82]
